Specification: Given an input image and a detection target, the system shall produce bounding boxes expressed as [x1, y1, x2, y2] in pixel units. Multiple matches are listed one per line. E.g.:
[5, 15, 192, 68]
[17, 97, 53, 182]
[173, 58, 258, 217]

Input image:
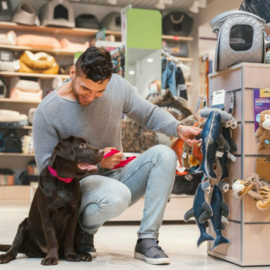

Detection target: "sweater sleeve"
[122, 79, 181, 137]
[33, 108, 60, 172]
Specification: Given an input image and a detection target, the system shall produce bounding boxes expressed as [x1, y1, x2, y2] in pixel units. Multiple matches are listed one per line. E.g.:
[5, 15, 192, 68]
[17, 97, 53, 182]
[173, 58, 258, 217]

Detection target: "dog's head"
[50, 136, 104, 178]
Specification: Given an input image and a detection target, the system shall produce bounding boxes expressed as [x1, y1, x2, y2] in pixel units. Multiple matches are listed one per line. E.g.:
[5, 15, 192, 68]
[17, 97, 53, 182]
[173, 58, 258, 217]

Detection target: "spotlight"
[189, 1, 199, 13]
[147, 58, 154, 63]
[107, 0, 117, 5]
[129, 71, 135, 75]
[156, 0, 165, 10]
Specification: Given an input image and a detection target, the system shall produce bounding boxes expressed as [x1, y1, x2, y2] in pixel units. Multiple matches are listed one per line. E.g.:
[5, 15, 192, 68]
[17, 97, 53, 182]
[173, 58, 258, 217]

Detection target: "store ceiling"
[70, 0, 216, 12]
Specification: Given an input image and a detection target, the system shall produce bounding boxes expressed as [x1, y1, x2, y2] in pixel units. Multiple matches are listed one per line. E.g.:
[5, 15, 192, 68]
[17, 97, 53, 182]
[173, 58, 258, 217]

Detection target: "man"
[33, 47, 201, 265]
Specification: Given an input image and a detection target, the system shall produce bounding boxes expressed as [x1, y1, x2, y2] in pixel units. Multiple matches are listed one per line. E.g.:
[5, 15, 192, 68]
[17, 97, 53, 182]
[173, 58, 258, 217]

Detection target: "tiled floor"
[0, 200, 267, 270]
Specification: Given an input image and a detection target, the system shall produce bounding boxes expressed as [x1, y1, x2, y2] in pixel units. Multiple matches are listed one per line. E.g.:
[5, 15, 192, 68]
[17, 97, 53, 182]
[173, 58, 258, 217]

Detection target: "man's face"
[70, 68, 110, 106]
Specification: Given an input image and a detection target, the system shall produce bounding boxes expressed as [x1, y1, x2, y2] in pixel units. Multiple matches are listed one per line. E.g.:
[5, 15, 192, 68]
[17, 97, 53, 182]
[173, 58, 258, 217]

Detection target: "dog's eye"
[79, 142, 86, 148]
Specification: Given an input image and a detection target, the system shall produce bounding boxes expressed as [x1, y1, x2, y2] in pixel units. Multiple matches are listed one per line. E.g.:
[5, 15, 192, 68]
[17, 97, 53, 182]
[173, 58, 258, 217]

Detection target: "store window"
[229, 25, 253, 51]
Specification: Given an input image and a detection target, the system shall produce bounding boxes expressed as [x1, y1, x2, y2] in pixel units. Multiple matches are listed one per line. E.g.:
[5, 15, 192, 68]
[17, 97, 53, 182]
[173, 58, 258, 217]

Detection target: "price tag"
[203, 96, 208, 108]
[216, 151, 224, 158]
[228, 152, 236, 162]
[182, 152, 187, 159]
[13, 60, 20, 71]
[1, 1, 8, 10]
[176, 160, 186, 173]
[212, 90, 225, 109]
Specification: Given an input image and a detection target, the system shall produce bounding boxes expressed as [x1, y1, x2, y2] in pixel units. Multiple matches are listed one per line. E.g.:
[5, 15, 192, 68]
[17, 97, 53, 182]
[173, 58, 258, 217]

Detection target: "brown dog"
[0, 136, 104, 265]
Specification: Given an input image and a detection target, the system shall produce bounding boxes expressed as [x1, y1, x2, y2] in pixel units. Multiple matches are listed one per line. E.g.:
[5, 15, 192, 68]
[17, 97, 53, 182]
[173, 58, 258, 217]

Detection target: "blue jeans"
[78, 145, 177, 239]
[161, 57, 177, 96]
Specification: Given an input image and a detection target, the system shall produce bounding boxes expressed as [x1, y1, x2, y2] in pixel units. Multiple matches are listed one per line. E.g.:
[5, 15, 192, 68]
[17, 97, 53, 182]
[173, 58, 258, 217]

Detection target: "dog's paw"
[79, 252, 92, 262]
[0, 253, 15, 264]
[65, 254, 81, 262]
[41, 257, 58, 266]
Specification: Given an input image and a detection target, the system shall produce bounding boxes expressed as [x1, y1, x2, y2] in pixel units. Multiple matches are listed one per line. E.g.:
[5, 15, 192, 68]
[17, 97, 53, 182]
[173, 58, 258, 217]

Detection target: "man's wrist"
[177, 122, 184, 137]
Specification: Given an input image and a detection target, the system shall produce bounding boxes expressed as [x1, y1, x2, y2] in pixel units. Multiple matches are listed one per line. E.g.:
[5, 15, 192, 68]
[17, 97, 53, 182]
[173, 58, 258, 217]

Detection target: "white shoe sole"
[90, 252, 97, 258]
[134, 252, 170, 265]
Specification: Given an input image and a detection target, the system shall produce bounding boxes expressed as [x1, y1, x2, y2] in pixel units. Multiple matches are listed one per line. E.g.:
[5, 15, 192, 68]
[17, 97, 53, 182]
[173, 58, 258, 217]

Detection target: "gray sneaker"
[134, 239, 170, 265]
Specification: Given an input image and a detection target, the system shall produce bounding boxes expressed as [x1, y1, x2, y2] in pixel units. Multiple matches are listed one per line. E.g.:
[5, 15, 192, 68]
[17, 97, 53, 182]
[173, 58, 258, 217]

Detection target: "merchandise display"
[161, 52, 188, 98]
[12, 1, 38, 26]
[233, 173, 270, 210]
[0, 129, 22, 153]
[39, 0, 75, 28]
[0, 0, 12, 22]
[28, 108, 36, 125]
[0, 109, 28, 128]
[162, 41, 189, 58]
[110, 46, 125, 77]
[21, 131, 34, 154]
[60, 38, 89, 51]
[0, 31, 16, 45]
[17, 34, 61, 49]
[75, 14, 100, 29]
[255, 109, 270, 150]
[162, 11, 193, 36]
[101, 12, 121, 31]
[0, 168, 14, 185]
[18, 51, 59, 74]
[0, 78, 7, 98]
[210, 10, 266, 71]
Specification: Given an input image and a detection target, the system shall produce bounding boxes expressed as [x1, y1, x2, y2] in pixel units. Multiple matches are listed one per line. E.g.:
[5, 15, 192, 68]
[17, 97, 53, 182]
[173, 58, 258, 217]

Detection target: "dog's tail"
[0, 245, 11, 252]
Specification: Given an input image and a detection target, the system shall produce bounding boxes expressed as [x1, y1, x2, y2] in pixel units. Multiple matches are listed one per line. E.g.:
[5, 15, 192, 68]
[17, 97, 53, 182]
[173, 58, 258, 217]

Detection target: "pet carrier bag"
[210, 10, 266, 72]
[162, 11, 193, 36]
[75, 14, 100, 29]
[12, 1, 39, 26]
[101, 12, 121, 31]
[39, 0, 75, 28]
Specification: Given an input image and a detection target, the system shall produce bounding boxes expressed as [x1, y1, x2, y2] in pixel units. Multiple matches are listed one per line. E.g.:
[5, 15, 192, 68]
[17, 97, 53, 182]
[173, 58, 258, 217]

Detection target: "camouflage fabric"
[121, 89, 192, 152]
[121, 120, 158, 153]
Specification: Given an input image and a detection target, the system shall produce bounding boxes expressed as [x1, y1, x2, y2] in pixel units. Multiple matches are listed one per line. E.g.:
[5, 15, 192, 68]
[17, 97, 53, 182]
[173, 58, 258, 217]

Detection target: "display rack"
[207, 62, 270, 266]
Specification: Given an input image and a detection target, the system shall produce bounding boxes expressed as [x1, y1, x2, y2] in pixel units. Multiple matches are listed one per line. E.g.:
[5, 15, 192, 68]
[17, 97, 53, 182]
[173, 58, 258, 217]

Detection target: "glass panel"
[230, 25, 253, 51]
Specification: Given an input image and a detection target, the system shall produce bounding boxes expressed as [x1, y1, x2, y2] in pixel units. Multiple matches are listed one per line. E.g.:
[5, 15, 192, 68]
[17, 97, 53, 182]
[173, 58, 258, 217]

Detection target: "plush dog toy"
[232, 173, 270, 211]
[256, 110, 270, 150]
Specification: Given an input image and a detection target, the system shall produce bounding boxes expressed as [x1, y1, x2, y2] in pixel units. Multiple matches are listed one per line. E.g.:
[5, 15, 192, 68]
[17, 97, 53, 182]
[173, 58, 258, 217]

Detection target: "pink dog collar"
[48, 166, 73, 183]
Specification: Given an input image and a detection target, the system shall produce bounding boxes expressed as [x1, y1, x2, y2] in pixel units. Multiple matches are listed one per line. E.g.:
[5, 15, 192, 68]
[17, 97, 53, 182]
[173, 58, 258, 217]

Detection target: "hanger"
[161, 49, 190, 72]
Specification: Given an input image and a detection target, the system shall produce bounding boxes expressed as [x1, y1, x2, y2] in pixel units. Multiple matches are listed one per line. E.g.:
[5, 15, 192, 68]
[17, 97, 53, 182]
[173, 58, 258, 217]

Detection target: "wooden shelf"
[0, 22, 121, 37]
[0, 153, 34, 157]
[177, 57, 193, 62]
[0, 125, 32, 129]
[162, 35, 193, 42]
[0, 98, 40, 104]
[0, 44, 78, 56]
[0, 71, 69, 79]
[186, 82, 193, 86]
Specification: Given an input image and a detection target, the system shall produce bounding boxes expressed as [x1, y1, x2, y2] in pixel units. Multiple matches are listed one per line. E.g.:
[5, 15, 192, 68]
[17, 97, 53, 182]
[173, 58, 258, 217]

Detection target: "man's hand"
[177, 124, 202, 147]
[100, 147, 124, 169]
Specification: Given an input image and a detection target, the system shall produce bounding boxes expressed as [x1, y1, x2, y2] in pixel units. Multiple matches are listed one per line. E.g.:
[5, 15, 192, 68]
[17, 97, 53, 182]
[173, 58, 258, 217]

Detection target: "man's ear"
[51, 137, 75, 164]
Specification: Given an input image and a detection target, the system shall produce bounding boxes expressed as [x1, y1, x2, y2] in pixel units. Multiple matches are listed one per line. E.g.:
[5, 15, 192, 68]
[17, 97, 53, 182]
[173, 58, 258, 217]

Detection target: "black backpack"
[0, 130, 22, 153]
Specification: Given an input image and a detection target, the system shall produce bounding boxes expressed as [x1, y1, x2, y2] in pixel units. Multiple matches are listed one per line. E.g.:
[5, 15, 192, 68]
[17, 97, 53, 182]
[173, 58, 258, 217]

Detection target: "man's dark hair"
[75, 46, 113, 82]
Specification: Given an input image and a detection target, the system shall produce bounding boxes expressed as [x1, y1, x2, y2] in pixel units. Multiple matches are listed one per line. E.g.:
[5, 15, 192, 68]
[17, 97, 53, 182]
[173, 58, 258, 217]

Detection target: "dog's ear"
[51, 137, 75, 164]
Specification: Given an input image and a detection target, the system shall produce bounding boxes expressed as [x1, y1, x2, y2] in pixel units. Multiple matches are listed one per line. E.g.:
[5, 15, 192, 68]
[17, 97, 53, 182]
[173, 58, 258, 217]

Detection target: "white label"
[203, 96, 208, 108]
[13, 60, 20, 71]
[216, 151, 224, 158]
[182, 152, 187, 159]
[212, 90, 225, 106]
[1, 1, 8, 10]
[176, 166, 186, 173]
[228, 152, 236, 162]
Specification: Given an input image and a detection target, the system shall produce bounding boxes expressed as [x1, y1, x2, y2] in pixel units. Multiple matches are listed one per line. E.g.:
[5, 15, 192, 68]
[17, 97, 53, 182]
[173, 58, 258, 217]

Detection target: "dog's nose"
[99, 150, 104, 155]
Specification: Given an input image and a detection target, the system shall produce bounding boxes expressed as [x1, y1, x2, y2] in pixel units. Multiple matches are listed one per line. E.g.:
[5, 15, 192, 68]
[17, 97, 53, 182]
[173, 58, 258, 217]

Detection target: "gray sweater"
[33, 74, 180, 172]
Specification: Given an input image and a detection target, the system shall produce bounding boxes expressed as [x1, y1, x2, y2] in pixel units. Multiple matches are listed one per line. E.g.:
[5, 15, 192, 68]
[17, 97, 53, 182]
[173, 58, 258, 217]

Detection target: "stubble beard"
[71, 79, 90, 106]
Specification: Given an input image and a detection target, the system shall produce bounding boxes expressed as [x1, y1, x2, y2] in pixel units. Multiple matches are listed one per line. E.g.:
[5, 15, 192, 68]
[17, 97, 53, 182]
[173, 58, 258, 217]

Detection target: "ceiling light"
[156, 0, 165, 10]
[107, 0, 117, 5]
[129, 71, 135, 75]
[147, 58, 154, 63]
[198, 0, 206, 8]
[189, 1, 199, 13]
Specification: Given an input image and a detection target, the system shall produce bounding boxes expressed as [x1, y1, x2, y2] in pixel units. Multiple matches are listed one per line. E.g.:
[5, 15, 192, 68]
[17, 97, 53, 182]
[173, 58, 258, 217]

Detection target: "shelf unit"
[0, 98, 40, 104]
[0, 71, 69, 79]
[0, 125, 32, 129]
[0, 153, 34, 157]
